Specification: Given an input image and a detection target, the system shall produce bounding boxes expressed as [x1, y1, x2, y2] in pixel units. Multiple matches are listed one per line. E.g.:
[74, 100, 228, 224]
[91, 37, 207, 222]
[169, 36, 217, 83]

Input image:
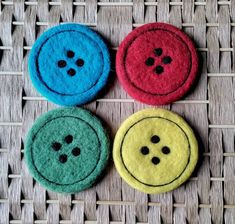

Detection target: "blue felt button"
[29, 23, 110, 106]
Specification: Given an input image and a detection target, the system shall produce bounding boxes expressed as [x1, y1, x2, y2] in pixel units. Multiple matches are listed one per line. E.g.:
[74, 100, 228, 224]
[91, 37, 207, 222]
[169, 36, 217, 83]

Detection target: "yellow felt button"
[113, 108, 198, 194]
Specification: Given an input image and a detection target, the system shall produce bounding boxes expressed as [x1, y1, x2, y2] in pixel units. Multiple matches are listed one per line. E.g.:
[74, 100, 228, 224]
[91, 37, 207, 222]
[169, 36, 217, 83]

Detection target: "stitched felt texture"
[113, 108, 198, 194]
[25, 107, 110, 193]
[29, 23, 110, 106]
[116, 22, 199, 105]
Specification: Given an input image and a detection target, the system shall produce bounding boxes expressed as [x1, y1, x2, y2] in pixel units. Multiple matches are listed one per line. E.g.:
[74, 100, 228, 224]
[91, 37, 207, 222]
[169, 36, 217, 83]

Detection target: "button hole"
[151, 157, 160, 165]
[67, 50, 75, 58]
[145, 57, 154, 66]
[76, 58, 84, 67]
[58, 60, 66, 68]
[52, 142, 61, 151]
[162, 56, 172, 64]
[151, 135, 160, 144]
[67, 68, 76, 76]
[162, 146, 170, 154]
[72, 147, 80, 157]
[65, 135, 73, 144]
[140, 146, 149, 155]
[155, 65, 164, 75]
[154, 48, 162, 56]
[59, 154, 67, 163]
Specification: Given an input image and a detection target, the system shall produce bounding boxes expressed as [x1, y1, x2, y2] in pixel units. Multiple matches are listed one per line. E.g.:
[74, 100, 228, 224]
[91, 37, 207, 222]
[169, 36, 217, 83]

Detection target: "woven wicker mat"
[0, 0, 235, 223]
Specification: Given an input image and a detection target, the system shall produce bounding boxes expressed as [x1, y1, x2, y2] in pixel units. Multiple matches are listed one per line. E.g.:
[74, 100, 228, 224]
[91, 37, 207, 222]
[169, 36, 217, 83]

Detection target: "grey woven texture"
[0, 0, 235, 223]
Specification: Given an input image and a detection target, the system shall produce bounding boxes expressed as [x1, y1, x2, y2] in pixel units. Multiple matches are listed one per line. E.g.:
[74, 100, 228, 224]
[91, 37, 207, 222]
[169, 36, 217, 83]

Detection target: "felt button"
[113, 108, 198, 194]
[116, 22, 199, 105]
[29, 23, 110, 106]
[25, 107, 110, 193]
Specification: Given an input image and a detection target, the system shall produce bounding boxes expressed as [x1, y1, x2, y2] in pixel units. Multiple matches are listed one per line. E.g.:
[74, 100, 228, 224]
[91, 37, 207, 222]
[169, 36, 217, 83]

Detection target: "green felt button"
[25, 107, 110, 193]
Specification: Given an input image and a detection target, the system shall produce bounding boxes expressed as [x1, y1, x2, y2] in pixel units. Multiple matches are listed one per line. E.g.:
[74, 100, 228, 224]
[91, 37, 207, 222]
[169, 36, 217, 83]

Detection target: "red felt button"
[116, 23, 199, 105]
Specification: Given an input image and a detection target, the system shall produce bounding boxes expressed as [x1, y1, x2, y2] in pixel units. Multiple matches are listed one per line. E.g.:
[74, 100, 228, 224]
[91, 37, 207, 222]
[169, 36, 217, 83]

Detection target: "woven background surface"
[0, 0, 235, 223]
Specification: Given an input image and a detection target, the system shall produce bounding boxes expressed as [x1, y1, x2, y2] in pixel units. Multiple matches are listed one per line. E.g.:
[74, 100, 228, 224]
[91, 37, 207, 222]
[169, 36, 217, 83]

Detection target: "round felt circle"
[25, 107, 110, 193]
[29, 23, 110, 106]
[113, 108, 198, 194]
[116, 22, 199, 105]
